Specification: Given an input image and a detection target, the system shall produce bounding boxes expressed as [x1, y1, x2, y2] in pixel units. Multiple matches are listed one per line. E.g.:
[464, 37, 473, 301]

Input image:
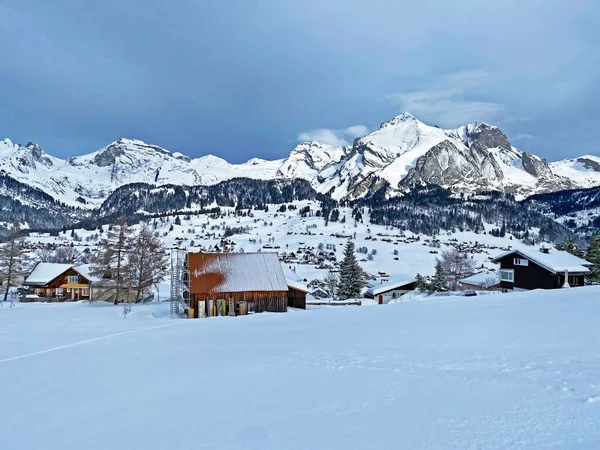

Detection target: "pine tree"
[337, 239, 363, 299]
[586, 232, 600, 282]
[128, 224, 168, 303]
[0, 220, 26, 303]
[429, 260, 447, 292]
[415, 273, 428, 292]
[91, 214, 133, 304]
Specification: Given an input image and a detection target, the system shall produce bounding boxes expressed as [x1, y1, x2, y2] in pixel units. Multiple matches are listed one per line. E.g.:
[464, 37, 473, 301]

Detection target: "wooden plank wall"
[190, 291, 288, 316]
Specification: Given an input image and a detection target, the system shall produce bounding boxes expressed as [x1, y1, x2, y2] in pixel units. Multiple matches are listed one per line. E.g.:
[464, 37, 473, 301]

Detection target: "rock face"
[521, 152, 553, 178]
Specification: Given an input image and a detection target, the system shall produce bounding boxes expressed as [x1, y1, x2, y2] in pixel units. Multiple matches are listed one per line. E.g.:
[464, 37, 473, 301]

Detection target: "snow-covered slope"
[2, 113, 599, 209]
[550, 155, 600, 189]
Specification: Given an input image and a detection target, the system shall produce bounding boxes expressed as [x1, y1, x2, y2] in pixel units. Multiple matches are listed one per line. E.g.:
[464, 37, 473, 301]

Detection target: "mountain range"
[2, 113, 600, 210]
[1, 113, 599, 236]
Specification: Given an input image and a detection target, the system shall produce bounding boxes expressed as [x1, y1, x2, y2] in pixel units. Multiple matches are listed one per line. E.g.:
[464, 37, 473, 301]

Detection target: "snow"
[2, 287, 600, 449]
[285, 278, 310, 293]
[365, 278, 415, 296]
[550, 155, 600, 189]
[492, 247, 592, 274]
[24, 263, 74, 285]
[460, 271, 500, 286]
[190, 252, 288, 293]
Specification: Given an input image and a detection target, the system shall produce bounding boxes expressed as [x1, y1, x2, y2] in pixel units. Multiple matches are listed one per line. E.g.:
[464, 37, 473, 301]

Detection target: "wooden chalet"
[187, 252, 289, 318]
[491, 246, 592, 291]
[23, 263, 92, 301]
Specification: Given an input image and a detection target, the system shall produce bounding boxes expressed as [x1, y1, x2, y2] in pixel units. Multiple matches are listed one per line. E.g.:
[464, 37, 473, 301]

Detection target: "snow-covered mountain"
[1, 114, 598, 211]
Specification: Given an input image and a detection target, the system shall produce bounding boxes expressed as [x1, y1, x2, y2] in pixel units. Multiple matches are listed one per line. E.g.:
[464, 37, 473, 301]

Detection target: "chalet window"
[68, 275, 79, 283]
[34, 288, 41, 295]
[82, 288, 90, 296]
[569, 276, 579, 287]
[56, 288, 63, 296]
[514, 258, 529, 266]
[500, 269, 514, 283]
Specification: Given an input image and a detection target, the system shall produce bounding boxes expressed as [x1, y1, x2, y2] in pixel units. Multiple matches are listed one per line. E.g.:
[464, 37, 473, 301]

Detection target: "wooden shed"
[286, 279, 308, 310]
[188, 252, 289, 317]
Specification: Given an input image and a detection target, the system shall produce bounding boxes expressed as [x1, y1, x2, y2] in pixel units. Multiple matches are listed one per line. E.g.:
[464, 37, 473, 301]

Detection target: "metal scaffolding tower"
[170, 248, 189, 315]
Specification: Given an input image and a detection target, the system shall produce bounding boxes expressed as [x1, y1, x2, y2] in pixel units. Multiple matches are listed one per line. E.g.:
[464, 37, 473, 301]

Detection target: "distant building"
[187, 252, 289, 317]
[491, 247, 592, 291]
[23, 263, 92, 301]
[459, 271, 500, 291]
[364, 279, 416, 304]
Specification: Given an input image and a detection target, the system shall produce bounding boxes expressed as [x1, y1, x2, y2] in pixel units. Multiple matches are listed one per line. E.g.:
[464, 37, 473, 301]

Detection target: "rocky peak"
[521, 152, 553, 178]
[465, 122, 511, 153]
[577, 157, 600, 172]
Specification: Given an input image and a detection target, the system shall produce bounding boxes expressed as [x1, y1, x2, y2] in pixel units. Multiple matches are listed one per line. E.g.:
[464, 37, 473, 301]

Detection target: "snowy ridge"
[1, 113, 599, 209]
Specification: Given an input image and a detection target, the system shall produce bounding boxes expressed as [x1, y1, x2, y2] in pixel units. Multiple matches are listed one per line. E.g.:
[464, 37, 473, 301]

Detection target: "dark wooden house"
[23, 263, 92, 301]
[188, 252, 289, 317]
[286, 280, 308, 310]
[491, 247, 592, 291]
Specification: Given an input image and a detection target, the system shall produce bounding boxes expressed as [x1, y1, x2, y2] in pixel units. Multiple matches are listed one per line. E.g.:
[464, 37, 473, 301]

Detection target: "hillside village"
[1, 199, 598, 314]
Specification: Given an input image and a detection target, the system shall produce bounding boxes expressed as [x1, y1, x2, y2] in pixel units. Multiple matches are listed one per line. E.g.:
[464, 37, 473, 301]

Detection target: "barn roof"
[286, 279, 310, 293]
[491, 248, 592, 275]
[188, 252, 288, 294]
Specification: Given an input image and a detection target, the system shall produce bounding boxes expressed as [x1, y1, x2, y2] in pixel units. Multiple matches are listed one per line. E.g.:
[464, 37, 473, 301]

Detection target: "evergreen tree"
[338, 239, 363, 299]
[429, 260, 447, 292]
[415, 273, 428, 292]
[586, 232, 600, 282]
[0, 220, 26, 303]
[91, 214, 133, 304]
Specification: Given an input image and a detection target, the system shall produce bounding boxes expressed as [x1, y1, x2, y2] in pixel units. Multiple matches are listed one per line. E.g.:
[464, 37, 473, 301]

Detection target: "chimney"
[540, 246, 549, 254]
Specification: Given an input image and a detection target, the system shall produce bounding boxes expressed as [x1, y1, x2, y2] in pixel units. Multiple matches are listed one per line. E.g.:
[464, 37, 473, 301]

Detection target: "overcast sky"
[1, 0, 598, 162]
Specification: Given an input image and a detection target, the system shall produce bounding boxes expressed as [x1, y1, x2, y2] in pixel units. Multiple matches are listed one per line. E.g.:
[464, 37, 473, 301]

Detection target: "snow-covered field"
[2, 287, 599, 449]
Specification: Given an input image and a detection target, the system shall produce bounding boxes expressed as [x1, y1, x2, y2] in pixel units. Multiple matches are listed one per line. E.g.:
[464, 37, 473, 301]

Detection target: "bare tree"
[439, 248, 476, 290]
[91, 214, 133, 304]
[323, 271, 339, 300]
[34, 247, 54, 263]
[53, 246, 82, 265]
[0, 221, 26, 303]
[128, 223, 168, 303]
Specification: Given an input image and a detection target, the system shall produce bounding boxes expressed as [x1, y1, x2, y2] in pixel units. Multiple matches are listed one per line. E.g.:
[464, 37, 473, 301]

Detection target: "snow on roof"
[365, 278, 415, 296]
[74, 264, 101, 283]
[286, 279, 309, 293]
[281, 264, 302, 282]
[460, 271, 500, 286]
[24, 263, 75, 286]
[491, 248, 592, 274]
[189, 253, 288, 294]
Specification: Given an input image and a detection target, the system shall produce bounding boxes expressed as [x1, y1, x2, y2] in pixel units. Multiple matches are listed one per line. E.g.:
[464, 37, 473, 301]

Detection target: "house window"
[68, 275, 79, 283]
[500, 269, 514, 283]
[34, 288, 41, 295]
[514, 258, 529, 266]
[569, 276, 579, 287]
[56, 288, 63, 296]
[82, 288, 90, 296]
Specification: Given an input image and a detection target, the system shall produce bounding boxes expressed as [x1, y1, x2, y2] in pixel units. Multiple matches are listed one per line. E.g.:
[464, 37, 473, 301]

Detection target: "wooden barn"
[187, 252, 289, 317]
